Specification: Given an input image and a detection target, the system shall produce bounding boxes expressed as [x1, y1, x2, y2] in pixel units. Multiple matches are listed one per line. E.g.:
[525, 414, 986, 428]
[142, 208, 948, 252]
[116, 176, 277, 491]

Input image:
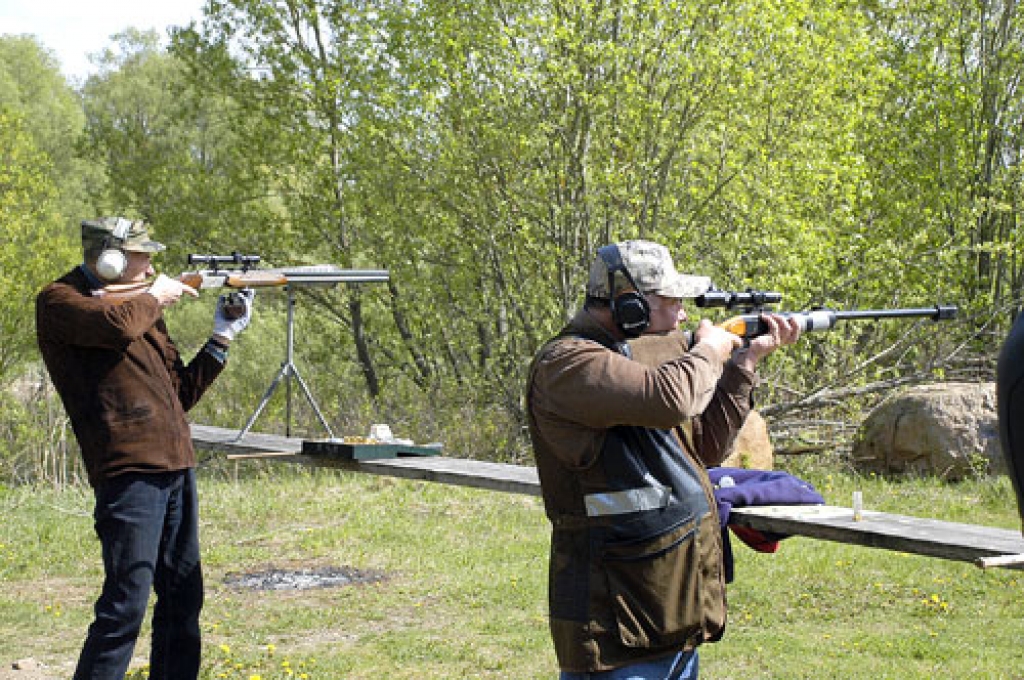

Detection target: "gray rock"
[851, 382, 1001, 480]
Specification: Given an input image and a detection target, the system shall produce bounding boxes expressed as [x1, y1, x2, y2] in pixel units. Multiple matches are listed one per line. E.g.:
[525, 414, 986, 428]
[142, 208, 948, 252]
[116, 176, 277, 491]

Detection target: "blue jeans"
[74, 469, 203, 680]
[560, 650, 699, 680]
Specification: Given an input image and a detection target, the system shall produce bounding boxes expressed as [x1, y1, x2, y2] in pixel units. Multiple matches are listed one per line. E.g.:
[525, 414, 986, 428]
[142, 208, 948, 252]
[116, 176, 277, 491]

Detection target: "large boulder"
[721, 410, 774, 470]
[851, 382, 1001, 480]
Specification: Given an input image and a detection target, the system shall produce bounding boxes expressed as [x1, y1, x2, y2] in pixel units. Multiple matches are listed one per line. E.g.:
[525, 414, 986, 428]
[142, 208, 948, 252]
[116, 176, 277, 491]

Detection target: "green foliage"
[77, 27, 287, 271]
[0, 384, 84, 486]
[0, 35, 95, 220]
[7, 0, 1024, 473]
[169, 0, 927, 419]
[0, 110, 76, 382]
[0, 37, 84, 382]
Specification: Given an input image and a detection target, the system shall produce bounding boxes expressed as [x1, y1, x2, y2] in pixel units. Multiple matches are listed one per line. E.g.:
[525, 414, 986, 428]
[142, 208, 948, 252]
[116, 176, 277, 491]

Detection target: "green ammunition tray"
[301, 439, 441, 460]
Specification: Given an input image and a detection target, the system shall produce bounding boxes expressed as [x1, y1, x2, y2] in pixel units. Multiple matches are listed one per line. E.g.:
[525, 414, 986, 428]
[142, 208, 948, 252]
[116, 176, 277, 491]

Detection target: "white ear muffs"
[95, 218, 132, 281]
[95, 249, 127, 280]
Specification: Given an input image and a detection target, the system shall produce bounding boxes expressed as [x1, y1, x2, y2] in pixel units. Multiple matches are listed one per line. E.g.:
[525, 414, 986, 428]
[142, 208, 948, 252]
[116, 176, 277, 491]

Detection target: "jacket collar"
[561, 308, 631, 356]
[78, 264, 105, 291]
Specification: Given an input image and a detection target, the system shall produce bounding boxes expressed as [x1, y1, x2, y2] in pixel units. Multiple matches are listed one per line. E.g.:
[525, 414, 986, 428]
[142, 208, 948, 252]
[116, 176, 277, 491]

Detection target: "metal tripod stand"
[236, 285, 335, 440]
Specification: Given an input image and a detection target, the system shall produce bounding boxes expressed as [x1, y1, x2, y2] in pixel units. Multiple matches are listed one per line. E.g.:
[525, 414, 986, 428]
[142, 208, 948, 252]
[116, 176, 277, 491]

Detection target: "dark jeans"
[74, 469, 203, 680]
[560, 650, 698, 679]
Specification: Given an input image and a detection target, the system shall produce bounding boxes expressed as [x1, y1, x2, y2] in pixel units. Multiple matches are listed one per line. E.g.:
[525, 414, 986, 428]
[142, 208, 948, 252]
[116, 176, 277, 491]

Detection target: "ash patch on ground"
[224, 565, 385, 591]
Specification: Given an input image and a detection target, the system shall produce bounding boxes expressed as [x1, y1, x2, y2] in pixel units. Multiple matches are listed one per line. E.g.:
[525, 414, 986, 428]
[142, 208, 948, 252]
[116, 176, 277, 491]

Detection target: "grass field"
[1, 459, 1022, 679]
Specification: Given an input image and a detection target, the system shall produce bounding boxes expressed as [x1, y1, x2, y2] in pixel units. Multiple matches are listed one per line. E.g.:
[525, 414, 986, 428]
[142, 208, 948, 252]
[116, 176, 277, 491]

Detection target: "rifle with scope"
[94, 251, 288, 299]
[693, 287, 959, 339]
[93, 251, 390, 317]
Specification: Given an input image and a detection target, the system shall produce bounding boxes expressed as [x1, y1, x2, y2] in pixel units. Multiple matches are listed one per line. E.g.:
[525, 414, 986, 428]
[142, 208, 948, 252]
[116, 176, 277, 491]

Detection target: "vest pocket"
[602, 514, 703, 649]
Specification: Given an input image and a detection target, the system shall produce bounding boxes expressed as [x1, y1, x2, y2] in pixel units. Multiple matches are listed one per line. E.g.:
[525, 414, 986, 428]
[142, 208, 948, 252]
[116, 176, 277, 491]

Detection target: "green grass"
[2, 462, 1023, 679]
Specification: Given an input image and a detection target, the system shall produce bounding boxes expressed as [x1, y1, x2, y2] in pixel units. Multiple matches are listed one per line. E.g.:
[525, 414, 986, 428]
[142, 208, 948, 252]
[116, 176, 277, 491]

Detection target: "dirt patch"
[223, 565, 386, 591]
[0, 659, 73, 680]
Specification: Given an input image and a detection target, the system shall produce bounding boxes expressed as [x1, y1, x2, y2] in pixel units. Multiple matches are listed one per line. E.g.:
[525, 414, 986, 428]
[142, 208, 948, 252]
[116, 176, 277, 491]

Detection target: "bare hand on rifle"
[147, 274, 199, 308]
[692, 320, 743, 363]
[739, 313, 803, 368]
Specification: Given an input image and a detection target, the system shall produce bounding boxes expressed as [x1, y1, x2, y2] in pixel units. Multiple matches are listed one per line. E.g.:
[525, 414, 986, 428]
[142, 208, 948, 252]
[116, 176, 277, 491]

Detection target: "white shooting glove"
[212, 288, 254, 342]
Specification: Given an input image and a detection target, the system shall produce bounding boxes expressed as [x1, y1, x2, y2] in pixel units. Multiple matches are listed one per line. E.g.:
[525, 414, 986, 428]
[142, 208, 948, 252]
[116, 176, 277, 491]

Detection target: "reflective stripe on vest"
[584, 473, 673, 517]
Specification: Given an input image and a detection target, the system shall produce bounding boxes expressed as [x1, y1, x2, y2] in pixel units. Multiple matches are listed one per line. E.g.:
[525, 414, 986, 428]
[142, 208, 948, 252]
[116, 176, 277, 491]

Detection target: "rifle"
[693, 287, 958, 339]
[92, 252, 287, 318]
[94, 252, 391, 319]
[96, 252, 287, 297]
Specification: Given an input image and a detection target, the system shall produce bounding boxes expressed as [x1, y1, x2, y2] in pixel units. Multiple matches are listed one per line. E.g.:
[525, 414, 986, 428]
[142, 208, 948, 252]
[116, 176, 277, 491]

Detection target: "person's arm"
[37, 282, 163, 349]
[688, 359, 757, 466]
[691, 313, 803, 465]
[165, 290, 255, 411]
[531, 337, 728, 431]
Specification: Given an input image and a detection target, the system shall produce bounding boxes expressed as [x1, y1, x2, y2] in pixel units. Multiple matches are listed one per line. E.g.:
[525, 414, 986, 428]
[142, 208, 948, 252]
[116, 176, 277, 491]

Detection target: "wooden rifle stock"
[95, 270, 288, 301]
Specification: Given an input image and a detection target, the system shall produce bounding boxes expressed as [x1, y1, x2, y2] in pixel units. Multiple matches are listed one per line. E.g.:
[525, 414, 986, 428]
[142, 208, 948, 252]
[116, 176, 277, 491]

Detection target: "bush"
[0, 373, 84, 486]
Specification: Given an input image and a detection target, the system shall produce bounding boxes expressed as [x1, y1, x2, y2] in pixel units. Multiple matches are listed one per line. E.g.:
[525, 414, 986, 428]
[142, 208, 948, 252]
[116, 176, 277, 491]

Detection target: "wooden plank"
[728, 505, 1024, 568]
[191, 424, 541, 497]
[976, 553, 1024, 569]
[318, 455, 542, 497]
[191, 424, 1024, 568]
[192, 424, 302, 455]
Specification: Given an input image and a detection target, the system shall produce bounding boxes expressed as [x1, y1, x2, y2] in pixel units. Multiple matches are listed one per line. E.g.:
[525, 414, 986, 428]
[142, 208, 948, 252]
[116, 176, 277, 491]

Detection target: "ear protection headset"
[95, 218, 133, 281]
[597, 244, 650, 338]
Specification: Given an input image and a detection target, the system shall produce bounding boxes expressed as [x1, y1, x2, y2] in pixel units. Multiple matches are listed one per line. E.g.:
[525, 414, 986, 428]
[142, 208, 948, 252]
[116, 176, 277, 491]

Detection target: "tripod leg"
[289, 363, 336, 438]
[235, 362, 292, 441]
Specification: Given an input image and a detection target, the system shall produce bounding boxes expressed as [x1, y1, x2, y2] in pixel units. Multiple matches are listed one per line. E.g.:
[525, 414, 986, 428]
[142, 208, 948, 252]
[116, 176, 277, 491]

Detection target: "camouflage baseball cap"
[587, 240, 711, 299]
[81, 217, 166, 254]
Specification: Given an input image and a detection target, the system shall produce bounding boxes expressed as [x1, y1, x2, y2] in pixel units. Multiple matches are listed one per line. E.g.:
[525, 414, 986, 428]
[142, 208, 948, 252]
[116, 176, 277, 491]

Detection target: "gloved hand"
[213, 288, 254, 342]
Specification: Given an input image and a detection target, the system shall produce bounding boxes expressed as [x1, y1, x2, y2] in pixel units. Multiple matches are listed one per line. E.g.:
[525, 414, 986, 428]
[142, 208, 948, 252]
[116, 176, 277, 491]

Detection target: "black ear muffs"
[598, 244, 649, 338]
[95, 218, 132, 281]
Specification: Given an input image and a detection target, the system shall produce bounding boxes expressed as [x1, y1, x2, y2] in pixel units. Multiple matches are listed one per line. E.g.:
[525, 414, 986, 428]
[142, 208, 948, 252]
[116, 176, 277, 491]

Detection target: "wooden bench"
[191, 424, 1024, 570]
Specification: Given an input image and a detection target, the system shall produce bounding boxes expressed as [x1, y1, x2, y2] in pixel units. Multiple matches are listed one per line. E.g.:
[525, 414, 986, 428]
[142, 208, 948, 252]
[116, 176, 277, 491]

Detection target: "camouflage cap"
[587, 240, 711, 299]
[81, 217, 166, 254]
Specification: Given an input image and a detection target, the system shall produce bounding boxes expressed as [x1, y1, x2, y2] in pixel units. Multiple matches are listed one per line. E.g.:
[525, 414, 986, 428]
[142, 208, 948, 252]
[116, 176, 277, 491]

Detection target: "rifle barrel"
[831, 305, 958, 322]
[279, 267, 390, 285]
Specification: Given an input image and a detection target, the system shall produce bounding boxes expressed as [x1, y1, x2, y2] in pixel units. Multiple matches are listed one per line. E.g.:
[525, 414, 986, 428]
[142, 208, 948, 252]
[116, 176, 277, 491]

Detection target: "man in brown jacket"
[36, 217, 254, 680]
[526, 240, 801, 679]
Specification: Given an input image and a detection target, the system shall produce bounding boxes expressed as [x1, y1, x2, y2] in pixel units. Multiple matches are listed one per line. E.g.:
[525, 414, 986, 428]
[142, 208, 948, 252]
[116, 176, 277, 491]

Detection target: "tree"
[865, 0, 1024, 321]
[168, 1, 954, 410]
[0, 110, 72, 382]
[0, 36, 81, 383]
[0, 35, 95, 222]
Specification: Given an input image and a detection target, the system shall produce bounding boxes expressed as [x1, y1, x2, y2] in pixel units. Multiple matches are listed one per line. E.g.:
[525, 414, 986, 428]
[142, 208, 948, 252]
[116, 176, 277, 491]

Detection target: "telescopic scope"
[187, 252, 261, 271]
[694, 288, 783, 309]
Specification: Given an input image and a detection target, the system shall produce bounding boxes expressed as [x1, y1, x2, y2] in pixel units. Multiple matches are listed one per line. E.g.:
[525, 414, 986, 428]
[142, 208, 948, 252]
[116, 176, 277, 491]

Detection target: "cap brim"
[124, 240, 166, 253]
[652, 274, 712, 299]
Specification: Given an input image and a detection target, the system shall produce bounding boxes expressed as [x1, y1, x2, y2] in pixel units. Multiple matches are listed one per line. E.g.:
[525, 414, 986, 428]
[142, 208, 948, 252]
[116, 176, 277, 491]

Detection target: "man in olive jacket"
[36, 218, 254, 680]
[526, 240, 801, 679]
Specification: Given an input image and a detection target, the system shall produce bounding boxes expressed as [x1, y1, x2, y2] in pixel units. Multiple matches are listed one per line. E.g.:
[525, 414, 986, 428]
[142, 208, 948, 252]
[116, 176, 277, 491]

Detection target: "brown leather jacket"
[36, 266, 226, 487]
[526, 310, 757, 672]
